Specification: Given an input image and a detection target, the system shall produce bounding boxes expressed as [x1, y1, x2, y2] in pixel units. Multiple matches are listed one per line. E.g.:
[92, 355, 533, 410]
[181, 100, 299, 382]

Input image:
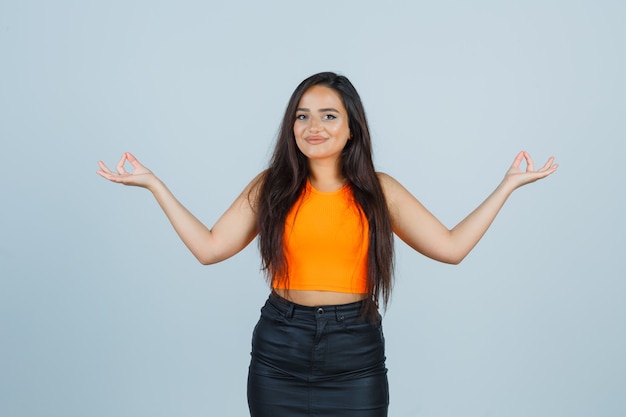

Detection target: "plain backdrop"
[1, 1, 625, 416]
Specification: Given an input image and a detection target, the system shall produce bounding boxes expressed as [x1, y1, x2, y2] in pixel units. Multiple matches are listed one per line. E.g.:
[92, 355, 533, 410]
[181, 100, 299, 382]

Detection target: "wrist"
[497, 177, 517, 196]
[146, 175, 165, 194]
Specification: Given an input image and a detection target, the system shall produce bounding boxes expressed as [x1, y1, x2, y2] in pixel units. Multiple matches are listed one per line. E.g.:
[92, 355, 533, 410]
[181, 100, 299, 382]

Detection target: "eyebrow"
[296, 107, 340, 113]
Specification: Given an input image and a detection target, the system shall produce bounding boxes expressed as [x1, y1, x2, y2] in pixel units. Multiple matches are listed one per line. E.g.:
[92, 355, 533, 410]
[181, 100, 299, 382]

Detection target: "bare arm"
[382, 151, 558, 264]
[97, 152, 261, 265]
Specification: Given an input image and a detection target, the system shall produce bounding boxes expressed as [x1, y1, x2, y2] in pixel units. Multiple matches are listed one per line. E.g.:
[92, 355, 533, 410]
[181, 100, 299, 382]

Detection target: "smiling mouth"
[304, 136, 327, 145]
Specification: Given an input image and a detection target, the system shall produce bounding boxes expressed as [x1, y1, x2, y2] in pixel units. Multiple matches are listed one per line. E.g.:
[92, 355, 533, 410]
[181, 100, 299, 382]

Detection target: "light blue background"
[1, 1, 624, 416]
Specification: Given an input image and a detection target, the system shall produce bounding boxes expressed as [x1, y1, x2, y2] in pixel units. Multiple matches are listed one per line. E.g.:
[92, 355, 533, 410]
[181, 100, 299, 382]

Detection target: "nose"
[309, 118, 322, 133]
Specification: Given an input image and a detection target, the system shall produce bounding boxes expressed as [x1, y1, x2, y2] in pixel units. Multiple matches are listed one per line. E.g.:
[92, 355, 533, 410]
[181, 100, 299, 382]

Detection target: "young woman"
[97, 72, 558, 416]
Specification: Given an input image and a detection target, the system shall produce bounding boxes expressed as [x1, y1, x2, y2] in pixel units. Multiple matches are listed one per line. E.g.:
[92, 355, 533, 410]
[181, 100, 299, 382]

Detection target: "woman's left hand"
[503, 151, 558, 190]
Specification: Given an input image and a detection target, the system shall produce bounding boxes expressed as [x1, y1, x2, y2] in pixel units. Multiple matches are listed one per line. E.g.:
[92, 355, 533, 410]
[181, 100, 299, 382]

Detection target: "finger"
[510, 151, 525, 169]
[116, 153, 128, 174]
[96, 169, 119, 182]
[95, 169, 109, 179]
[125, 152, 143, 169]
[538, 156, 555, 172]
[96, 161, 121, 181]
[524, 152, 535, 172]
[533, 160, 559, 180]
[97, 160, 113, 174]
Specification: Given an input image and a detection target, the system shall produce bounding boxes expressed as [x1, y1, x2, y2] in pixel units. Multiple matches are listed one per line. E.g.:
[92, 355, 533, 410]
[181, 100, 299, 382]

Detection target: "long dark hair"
[257, 72, 394, 316]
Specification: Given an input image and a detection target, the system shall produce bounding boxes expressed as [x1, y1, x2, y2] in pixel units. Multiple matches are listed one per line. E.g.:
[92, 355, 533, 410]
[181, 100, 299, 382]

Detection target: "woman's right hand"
[96, 152, 158, 190]
[96, 151, 261, 264]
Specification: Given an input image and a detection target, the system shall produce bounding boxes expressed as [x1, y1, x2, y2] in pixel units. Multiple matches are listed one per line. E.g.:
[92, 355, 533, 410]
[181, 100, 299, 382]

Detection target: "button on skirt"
[247, 292, 389, 417]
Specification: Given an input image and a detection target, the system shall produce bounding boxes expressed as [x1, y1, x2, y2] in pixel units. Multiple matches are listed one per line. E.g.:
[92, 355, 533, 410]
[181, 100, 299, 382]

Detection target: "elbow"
[447, 257, 464, 266]
[413, 243, 466, 265]
[195, 250, 220, 266]
[451, 251, 471, 265]
[197, 253, 222, 265]
[439, 250, 467, 265]
[441, 257, 463, 265]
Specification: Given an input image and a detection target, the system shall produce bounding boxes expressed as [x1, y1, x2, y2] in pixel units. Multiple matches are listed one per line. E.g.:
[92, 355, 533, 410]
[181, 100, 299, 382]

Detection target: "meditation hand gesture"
[502, 151, 558, 190]
[96, 152, 158, 190]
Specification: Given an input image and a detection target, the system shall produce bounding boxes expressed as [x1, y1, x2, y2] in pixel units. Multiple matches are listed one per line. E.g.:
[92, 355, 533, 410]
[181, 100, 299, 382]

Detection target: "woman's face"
[293, 85, 351, 164]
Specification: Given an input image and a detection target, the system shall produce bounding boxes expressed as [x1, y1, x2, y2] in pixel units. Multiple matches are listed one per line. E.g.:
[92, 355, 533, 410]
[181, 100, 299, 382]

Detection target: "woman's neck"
[307, 160, 345, 192]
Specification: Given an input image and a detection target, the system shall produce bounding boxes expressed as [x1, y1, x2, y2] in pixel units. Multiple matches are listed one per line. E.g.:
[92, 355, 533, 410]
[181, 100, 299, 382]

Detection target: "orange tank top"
[273, 181, 369, 294]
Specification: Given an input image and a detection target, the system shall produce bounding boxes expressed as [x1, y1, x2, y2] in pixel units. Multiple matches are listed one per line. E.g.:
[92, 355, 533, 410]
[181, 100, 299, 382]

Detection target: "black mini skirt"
[247, 292, 389, 416]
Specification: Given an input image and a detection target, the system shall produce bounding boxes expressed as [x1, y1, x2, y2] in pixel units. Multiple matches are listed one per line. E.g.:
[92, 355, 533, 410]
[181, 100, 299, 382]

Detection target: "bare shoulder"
[234, 170, 267, 210]
[376, 172, 398, 187]
[376, 172, 405, 212]
[376, 171, 407, 196]
[246, 170, 267, 192]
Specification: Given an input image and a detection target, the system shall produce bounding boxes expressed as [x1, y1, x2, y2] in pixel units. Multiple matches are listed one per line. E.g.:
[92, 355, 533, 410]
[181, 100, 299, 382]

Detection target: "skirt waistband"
[268, 291, 367, 321]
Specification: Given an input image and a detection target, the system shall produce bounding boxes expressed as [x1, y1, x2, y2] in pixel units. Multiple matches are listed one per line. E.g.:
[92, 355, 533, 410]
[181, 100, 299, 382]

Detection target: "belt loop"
[285, 303, 295, 319]
[335, 306, 345, 322]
